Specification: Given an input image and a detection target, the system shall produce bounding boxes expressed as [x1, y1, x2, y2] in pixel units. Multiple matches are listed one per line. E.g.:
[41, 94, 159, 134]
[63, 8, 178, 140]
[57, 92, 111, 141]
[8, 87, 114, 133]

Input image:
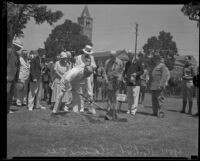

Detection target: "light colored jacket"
[105, 57, 124, 81]
[18, 56, 30, 81]
[150, 62, 170, 90]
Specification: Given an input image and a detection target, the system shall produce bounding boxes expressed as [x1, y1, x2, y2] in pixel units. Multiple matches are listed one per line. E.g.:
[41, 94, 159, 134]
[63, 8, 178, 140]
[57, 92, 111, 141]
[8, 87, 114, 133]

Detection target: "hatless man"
[27, 49, 46, 111]
[150, 53, 170, 117]
[7, 36, 23, 114]
[52, 65, 93, 114]
[126, 56, 144, 115]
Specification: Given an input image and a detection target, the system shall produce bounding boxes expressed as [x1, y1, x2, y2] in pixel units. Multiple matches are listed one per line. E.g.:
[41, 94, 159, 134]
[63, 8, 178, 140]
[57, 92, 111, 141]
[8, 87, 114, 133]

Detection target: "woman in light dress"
[51, 51, 72, 111]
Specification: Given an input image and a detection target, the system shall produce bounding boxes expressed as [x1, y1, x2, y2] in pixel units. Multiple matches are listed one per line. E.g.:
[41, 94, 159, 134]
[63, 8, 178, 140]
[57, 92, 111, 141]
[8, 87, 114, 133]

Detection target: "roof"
[93, 50, 129, 61]
[174, 55, 197, 66]
[80, 5, 91, 17]
[174, 60, 184, 67]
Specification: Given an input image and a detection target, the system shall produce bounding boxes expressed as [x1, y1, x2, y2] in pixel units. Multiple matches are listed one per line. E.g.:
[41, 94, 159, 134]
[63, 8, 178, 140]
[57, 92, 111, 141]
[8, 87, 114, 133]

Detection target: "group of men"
[7, 37, 48, 114]
[7, 36, 199, 119]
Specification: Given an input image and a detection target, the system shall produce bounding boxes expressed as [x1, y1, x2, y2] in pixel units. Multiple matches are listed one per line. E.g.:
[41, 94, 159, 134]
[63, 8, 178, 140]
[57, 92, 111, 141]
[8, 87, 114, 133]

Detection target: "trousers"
[127, 86, 140, 114]
[151, 89, 165, 115]
[7, 80, 15, 113]
[182, 80, 194, 101]
[28, 81, 40, 110]
[16, 79, 29, 105]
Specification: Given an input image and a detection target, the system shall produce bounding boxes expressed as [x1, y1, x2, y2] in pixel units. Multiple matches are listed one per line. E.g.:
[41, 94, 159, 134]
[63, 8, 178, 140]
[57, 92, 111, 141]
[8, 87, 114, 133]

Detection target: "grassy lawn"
[7, 93, 198, 158]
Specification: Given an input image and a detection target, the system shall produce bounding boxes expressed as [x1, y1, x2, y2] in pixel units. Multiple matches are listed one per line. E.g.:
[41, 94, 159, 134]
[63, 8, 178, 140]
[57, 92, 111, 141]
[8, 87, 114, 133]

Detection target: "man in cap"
[150, 52, 170, 118]
[104, 50, 124, 119]
[73, 45, 97, 114]
[180, 55, 196, 115]
[27, 48, 46, 111]
[7, 36, 23, 114]
[52, 65, 93, 114]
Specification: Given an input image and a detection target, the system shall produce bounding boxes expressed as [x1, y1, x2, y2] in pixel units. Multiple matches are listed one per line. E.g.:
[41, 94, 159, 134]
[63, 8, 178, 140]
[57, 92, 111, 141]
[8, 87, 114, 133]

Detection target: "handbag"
[16, 80, 24, 90]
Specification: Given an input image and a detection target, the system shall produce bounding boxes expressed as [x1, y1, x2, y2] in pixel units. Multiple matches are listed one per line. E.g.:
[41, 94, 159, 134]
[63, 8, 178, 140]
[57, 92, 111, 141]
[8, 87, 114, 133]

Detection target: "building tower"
[78, 5, 93, 42]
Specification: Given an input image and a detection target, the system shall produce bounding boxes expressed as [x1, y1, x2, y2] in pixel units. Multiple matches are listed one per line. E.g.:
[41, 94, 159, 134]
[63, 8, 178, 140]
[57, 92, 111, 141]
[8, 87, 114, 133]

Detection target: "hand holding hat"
[12, 36, 23, 50]
[82, 45, 93, 55]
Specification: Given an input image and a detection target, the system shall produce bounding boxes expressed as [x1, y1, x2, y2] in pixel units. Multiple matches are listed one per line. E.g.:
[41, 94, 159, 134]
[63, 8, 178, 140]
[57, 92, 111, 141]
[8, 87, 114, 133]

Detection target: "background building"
[78, 5, 93, 42]
[170, 55, 197, 78]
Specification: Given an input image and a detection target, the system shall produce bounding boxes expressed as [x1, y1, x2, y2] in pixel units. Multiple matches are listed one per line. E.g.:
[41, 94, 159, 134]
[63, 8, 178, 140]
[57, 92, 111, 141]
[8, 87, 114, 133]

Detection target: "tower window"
[86, 21, 91, 26]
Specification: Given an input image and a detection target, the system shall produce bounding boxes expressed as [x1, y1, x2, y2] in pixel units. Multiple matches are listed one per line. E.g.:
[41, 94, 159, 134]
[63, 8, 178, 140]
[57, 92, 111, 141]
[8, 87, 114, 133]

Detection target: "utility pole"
[189, 15, 200, 68]
[188, 4, 200, 67]
[134, 23, 138, 60]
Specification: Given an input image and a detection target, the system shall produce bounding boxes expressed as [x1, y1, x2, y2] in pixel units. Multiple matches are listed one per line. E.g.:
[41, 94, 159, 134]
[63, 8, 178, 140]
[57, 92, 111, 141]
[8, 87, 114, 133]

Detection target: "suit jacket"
[29, 56, 41, 82]
[150, 62, 170, 90]
[126, 60, 144, 86]
[7, 47, 19, 82]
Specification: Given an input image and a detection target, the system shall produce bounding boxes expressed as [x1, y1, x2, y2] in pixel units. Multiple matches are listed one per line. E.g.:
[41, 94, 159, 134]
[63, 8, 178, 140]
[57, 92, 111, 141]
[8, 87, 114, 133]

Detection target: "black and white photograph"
[5, 2, 199, 159]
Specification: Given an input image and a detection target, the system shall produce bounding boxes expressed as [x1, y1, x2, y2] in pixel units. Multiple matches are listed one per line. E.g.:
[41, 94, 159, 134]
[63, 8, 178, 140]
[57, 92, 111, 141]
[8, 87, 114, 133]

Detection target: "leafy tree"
[44, 19, 92, 59]
[142, 30, 178, 71]
[5, 2, 63, 46]
[181, 2, 200, 27]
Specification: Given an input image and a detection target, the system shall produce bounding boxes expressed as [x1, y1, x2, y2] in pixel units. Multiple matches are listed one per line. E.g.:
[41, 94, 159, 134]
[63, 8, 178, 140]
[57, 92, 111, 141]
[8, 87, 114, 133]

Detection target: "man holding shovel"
[52, 64, 94, 115]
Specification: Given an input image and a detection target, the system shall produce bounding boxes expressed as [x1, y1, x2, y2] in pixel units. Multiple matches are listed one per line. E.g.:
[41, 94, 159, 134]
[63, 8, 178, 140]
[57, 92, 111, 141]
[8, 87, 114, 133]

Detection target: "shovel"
[77, 92, 127, 122]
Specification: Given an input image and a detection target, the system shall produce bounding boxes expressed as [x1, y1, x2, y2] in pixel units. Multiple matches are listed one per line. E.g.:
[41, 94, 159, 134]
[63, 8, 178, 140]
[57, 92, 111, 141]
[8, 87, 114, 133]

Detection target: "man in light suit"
[52, 65, 93, 114]
[150, 52, 170, 118]
[73, 45, 97, 114]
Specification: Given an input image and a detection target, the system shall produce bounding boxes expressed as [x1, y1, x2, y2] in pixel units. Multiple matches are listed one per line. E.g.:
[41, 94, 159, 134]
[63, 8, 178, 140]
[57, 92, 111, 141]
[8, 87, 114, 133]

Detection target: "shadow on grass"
[136, 111, 155, 116]
[95, 107, 108, 112]
[167, 109, 181, 113]
[143, 105, 152, 109]
[10, 108, 19, 112]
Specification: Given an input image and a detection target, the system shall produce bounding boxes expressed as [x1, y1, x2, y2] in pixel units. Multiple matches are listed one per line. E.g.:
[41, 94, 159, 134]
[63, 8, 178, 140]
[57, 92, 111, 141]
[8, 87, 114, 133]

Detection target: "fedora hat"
[82, 45, 93, 55]
[12, 37, 23, 49]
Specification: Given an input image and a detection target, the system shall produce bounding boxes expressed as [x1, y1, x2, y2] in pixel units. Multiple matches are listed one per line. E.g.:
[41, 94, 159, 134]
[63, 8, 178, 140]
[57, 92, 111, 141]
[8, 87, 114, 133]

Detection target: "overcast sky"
[22, 5, 199, 64]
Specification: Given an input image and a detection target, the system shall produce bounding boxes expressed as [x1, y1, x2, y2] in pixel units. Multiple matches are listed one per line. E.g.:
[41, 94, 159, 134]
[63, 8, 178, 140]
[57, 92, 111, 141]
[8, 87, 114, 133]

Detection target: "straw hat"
[82, 45, 93, 55]
[12, 37, 23, 49]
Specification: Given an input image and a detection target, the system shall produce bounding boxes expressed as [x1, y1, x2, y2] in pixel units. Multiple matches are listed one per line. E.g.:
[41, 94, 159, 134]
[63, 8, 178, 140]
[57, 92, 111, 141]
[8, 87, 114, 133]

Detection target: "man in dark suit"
[27, 50, 46, 111]
[126, 57, 144, 115]
[7, 37, 23, 114]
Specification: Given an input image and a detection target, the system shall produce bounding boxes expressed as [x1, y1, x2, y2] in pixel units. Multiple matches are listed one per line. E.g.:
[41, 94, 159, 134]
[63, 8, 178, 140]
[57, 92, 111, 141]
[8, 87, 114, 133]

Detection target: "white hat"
[60, 51, 68, 59]
[110, 50, 117, 55]
[82, 45, 93, 55]
[12, 37, 23, 49]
